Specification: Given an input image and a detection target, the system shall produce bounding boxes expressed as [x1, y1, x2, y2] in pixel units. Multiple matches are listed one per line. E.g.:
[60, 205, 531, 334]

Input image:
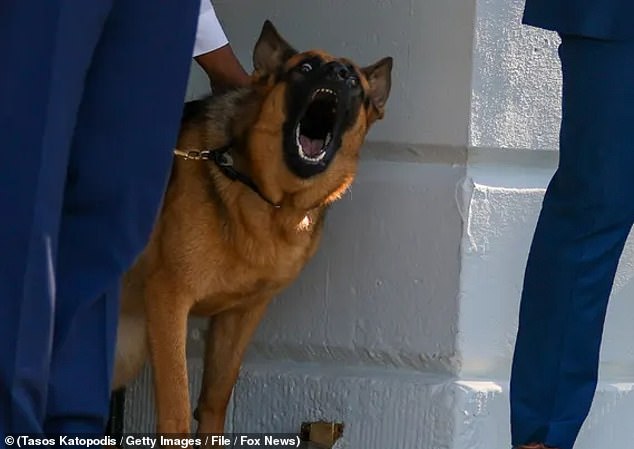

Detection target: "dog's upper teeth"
[313, 88, 337, 102]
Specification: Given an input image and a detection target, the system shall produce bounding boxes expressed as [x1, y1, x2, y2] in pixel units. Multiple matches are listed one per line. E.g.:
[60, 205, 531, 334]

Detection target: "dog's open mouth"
[295, 88, 338, 163]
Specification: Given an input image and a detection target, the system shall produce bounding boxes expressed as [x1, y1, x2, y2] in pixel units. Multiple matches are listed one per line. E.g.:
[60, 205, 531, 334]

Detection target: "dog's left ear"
[362, 57, 393, 120]
[253, 20, 297, 78]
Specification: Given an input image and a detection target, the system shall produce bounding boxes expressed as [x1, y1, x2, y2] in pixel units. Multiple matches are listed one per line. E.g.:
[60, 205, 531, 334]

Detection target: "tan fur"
[112, 21, 392, 436]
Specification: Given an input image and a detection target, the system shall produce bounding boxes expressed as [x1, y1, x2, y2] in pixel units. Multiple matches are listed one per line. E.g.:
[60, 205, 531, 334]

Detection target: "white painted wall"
[125, 1, 634, 448]
[470, 0, 562, 150]
[196, 0, 476, 147]
[246, 152, 463, 373]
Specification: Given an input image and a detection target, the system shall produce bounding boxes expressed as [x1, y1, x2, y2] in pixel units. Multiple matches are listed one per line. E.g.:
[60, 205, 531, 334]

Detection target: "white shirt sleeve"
[193, 0, 229, 57]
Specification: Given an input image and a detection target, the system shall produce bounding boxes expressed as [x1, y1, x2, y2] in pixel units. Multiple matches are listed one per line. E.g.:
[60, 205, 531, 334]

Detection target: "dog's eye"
[300, 62, 313, 73]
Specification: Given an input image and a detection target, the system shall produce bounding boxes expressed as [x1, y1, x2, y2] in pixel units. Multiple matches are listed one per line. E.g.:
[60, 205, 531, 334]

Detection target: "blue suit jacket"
[523, 0, 634, 40]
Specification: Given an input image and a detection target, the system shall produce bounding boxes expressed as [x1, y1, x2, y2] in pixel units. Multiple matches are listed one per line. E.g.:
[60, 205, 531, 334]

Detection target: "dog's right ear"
[362, 57, 393, 122]
[253, 20, 297, 78]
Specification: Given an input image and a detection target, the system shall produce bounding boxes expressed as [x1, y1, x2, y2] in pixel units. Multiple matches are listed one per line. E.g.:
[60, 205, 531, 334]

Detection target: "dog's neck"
[191, 88, 268, 196]
[194, 88, 327, 233]
[201, 87, 314, 207]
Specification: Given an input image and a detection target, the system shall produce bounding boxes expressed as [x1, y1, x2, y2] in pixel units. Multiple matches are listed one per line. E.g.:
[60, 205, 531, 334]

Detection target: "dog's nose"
[325, 61, 353, 81]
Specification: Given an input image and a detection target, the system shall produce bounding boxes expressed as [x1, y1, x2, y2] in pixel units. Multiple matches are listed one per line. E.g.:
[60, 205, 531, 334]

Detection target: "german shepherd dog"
[112, 21, 393, 435]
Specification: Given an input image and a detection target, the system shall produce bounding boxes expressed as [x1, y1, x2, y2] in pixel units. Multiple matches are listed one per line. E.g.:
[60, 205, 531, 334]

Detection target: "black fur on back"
[181, 96, 212, 125]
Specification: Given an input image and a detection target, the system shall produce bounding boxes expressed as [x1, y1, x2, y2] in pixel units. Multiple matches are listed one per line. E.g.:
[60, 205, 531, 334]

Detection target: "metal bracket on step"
[299, 421, 344, 448]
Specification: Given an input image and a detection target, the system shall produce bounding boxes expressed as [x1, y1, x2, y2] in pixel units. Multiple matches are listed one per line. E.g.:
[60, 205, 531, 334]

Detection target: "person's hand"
[195, 44, 251, 91]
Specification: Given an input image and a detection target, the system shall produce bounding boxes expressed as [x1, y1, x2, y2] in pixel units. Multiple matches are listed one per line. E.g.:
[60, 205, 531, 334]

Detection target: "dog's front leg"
[196, 300, 270, 436]
[145, 286, 192, 436]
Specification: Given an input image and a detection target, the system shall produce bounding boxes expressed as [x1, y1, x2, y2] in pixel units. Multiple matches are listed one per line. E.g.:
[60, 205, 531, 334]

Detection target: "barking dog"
[112, 20, 393, 435]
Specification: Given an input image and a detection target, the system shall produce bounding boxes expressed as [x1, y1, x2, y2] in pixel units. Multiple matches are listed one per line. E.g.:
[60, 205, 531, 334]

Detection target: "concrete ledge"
[123, 360, 634, 449]
[230, 362, 457, 449]
[234, 367, 634, 449]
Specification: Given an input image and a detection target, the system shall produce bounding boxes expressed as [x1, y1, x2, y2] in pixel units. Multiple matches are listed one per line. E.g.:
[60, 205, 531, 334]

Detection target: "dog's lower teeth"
[296, 127, 327, 162]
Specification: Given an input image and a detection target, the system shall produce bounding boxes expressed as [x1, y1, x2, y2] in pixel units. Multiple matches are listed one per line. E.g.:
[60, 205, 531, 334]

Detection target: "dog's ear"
[253, 20, 297, 77]
[362, 57, 393, 120]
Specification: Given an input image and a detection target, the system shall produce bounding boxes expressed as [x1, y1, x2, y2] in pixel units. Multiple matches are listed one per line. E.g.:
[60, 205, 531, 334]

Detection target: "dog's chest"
[191, 222, 321, 314]
[232, 233, 315, 293]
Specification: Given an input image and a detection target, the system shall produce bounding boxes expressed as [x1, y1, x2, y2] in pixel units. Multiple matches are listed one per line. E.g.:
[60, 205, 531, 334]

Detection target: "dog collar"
[173, 145, 281, 209]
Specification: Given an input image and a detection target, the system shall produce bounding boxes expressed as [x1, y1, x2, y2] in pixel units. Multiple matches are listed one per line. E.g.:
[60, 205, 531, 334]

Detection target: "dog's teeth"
[313, 88, 337, 98]
[295, 125, 302, 152]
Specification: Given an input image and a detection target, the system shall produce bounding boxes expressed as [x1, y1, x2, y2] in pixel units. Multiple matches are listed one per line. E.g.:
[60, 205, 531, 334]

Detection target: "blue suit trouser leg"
[0, 0, 198, 440]
[510, 35, 634, 449]
[0, 0, 114, 435]
[44, 0, 199, 436]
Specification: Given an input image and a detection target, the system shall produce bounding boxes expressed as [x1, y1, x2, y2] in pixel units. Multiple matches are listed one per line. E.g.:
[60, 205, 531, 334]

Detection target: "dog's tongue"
[299, 135, 324, 157]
